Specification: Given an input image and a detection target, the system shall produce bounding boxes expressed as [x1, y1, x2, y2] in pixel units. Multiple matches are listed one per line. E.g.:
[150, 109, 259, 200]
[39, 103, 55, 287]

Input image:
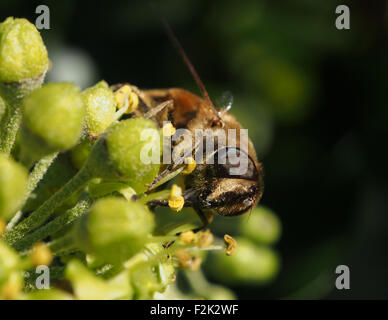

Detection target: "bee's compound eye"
[213, 147, 258, 180]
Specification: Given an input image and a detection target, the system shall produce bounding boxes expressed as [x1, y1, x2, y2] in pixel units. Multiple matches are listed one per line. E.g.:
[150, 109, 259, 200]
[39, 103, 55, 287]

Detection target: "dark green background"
[2, 0, 387, 299]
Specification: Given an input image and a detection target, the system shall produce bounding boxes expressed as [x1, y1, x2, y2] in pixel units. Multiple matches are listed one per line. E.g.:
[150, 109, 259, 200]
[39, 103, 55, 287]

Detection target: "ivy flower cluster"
[0, 17, 281, 300]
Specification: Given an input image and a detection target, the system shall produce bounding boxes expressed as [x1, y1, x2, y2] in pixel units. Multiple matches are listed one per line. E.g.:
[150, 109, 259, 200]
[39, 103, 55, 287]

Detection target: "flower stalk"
[3, 165, 93, 245]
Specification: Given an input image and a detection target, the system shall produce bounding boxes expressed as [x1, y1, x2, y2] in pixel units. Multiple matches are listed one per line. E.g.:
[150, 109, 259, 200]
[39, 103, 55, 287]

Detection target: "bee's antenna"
[149, 3, 222, 123]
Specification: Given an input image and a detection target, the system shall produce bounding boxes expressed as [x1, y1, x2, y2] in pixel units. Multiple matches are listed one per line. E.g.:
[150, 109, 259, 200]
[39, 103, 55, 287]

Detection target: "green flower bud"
[0, 17, 49, 83]
[206, 238, 279, 285]
[5, 106, 158, 245]
[0, 18, 49, 156]
[21, 82, 85, 163]
[75, 197, 155, 263]
[69, 118, 161, 194]
[65, 260, 132, 300]
[240, 206, 281, 245]
[0, 153, 28, 220]
[105, 118, 161, 193]
[82, 81, 116, 136]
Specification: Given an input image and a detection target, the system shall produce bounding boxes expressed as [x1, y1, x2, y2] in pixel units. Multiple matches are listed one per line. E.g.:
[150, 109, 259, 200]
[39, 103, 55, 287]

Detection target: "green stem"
[3, 165, 94, 245]
[184, 269, 216, 298]
[12, 193, 93, 251]
[0, 75, 45, 155]
[26, 152, 58, 197]
[0, 103, 21, 154]
[139, 189, 170, 204]
[7, 152, 58, 231]
[47, 234, 76, 256]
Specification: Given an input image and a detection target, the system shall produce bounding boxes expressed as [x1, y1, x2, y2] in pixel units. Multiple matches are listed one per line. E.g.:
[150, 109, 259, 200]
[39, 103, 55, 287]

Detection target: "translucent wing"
[217, 91, 234, 112]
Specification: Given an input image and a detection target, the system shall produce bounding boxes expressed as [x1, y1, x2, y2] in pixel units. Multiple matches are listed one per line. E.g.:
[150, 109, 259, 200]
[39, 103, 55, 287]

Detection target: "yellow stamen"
[162, 122, 176, 137]
[127, 91, 139, 113]
[115, 85, 139, 114]
[115, 85, 130, 108]
[169, 184, 182, 200]
[224, 234, 237, 256]
[182, 157, 196, 175]
[168, 184, 184, 211]
[197, 229, 214, 249]
[179, 230, 196, 244]
[31, 242, 53, 266]
[168, 197, 184, 212]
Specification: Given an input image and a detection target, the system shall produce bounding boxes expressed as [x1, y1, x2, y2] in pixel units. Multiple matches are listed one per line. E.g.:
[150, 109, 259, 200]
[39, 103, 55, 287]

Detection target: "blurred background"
[1, 0, 387, 299]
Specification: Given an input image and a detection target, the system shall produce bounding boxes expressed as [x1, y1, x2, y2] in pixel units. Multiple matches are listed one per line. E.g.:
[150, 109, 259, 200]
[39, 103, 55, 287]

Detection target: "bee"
[112, 14, 264, 231]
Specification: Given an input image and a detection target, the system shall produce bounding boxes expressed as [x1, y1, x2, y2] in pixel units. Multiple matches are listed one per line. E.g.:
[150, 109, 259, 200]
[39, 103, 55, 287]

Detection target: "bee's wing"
[216, 91, 234, 114]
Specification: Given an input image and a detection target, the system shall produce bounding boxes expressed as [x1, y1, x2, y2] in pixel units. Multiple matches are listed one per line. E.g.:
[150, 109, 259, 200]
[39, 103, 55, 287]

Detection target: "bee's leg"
[145, 188, 195, 209]
[146, 198, 168, 210]
[147, 164, 185, 191]
[173, 210, 212, 235]
[143, 100, 173, 119]
[191, 208, 213, 234]
[146, 188, 211, 234]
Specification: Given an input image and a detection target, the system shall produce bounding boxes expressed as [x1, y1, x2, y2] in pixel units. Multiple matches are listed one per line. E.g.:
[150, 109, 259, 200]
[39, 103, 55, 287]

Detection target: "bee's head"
[195, 147, 264, 217]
